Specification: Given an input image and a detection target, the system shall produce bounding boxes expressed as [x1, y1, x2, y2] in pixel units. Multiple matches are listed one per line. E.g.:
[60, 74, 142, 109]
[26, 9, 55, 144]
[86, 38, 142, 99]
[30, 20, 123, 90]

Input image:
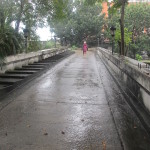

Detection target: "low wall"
[0, 47, 67, 73]
[98, 47, 150, 113]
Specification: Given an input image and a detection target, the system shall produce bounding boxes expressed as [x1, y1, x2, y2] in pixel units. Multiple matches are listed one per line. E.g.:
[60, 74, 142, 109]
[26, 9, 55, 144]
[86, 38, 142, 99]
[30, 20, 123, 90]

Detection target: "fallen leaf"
[61, 131, 65, 135]
[27, 125, 31, 128]
[44, 132, 48, 136]
[81, 119, 84, 122]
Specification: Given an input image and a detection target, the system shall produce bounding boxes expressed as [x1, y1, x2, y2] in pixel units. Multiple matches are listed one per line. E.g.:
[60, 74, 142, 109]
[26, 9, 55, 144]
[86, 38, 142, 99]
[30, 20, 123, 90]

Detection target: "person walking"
[82, 41, 88, 55]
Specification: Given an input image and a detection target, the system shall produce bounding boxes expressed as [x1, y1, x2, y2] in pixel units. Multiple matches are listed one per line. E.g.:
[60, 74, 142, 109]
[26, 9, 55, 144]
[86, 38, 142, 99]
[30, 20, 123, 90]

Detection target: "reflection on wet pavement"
[0, 50, 150, 150]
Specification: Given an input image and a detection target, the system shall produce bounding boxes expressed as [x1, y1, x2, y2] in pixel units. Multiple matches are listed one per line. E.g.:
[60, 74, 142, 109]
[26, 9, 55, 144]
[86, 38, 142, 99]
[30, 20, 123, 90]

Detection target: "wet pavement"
[0, 50, 150, 150]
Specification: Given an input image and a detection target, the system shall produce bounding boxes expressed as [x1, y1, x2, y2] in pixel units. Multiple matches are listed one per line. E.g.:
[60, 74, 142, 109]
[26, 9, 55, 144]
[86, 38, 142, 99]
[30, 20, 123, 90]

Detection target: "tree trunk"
[118, 41, 121, 55]
[15, 0, 25, 33]
[125, 45, 128, 56]
[0, 11, 5, 30]
[132, 26, 135, 43]
[120, 1, 125, 56]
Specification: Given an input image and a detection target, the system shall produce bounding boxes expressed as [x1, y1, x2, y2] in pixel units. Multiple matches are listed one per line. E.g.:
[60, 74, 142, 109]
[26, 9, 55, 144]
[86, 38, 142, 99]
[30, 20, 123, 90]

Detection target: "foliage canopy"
[50, 1, 105, 46]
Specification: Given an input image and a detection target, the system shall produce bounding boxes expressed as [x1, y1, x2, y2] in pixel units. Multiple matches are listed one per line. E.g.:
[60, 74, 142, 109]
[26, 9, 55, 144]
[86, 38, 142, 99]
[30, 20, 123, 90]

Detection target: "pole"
[54, 37, 56, 48]
[23, 28, 29, 53]
[65, 37, 67, 46]
[25, 37, 27, 53]
[112, 37, 114, 55]
[101, 34, 104, 48]
[63, 37, 65, 46]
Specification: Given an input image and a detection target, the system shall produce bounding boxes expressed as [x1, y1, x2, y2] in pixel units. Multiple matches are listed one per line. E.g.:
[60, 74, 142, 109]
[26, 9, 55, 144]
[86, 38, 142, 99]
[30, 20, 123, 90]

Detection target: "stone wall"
[0, 48, 67, 73]
[98, 48, 150, 113]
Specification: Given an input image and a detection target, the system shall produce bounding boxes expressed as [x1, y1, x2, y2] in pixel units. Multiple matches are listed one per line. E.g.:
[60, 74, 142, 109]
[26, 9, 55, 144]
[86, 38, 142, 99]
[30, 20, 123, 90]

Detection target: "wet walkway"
[0, 50, 150, 150]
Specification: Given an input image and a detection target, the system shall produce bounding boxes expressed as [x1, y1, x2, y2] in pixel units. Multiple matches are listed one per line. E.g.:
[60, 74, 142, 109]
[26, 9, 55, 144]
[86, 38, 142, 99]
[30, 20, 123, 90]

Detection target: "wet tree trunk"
[120, 1, 125, 56]
[15, 0, 25, 33]
[132, 26, 135, 43]
[0, 11, 5, 30]
[118, 41, 121, 55]
[125, 45, 128, 56]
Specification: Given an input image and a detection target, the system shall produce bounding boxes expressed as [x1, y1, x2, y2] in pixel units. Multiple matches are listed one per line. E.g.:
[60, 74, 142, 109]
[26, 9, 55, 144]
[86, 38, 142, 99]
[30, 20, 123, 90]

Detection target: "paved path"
[0, 50, 150, 150]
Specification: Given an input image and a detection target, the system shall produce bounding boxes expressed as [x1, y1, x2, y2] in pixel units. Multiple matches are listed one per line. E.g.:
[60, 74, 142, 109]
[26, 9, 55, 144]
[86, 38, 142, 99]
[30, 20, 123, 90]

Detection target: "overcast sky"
[36, 27, 53, 41]
[12, 21, 53, 41]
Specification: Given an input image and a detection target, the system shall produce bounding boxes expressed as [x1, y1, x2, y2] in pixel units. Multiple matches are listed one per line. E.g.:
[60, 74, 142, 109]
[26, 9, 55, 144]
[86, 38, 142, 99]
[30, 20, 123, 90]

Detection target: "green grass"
[142, 60, 150, 64]
[71, 45, 78, 50]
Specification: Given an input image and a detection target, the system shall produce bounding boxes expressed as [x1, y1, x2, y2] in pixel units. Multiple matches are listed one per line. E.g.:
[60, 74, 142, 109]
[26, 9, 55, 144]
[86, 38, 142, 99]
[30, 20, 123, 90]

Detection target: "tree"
[108, 2, 150, 58]
[115, 28, 132, 55]
[85, 0, 128, 56]
[0, 1, 23, 56]
[0, 0, 69, 34]
[50, 1, 105, 46]
[125, 3, 150, 40]
[12, 0, 68, 33]
[0, 0, 69, 58]
[124, 3, 150, 58]
[0, 0, 15, 29]
[0, 26, 23, 57]
[107, 0, 128, 56]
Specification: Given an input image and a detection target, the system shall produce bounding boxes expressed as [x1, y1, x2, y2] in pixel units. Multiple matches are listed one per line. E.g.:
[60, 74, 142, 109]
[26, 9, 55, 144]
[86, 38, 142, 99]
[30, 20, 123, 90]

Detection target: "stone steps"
[15, 68, 43, 71]
[0, 50, 75, 98]
[22, 65, 45, 68]
[0, 78, 22, 85]
[0, 84, 11, 90]
[6, 70, 37, 74]
[0, 74, 30, 79]
[41, 60, 57, 63]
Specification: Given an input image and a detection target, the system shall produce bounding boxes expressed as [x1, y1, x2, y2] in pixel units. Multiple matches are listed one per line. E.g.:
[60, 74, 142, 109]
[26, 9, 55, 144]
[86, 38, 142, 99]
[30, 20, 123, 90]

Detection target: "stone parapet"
[0, 47, 67, 73]
[98, 47, 150, 113]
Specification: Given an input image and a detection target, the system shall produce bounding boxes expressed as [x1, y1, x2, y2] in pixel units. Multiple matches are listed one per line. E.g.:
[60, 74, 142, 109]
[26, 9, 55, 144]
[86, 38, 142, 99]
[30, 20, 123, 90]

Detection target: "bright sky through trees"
[11, 22, 52, 41]
[36, 27, 53, 41]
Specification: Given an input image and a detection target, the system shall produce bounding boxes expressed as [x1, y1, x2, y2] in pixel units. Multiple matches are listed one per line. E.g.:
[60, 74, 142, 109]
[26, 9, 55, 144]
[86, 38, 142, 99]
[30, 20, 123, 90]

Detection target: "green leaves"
[123, 3, 150, 57]
[0, 0, 70, 58]
[50, 2, 105, 46]
[84, 0, 106, 5]
[0, 26, 23, 56]
[125, 3, 150, 34]
[136, 54, 142, 61]
[115, 28, 132, 46]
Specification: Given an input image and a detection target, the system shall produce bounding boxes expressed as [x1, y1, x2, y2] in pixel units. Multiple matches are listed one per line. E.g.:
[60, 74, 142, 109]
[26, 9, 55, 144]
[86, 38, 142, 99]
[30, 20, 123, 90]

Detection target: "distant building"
[101, 0, 150, 41]
[129, 0, 150, 2]
[107, 0, 150, 2]
[102, 0, 150, 18]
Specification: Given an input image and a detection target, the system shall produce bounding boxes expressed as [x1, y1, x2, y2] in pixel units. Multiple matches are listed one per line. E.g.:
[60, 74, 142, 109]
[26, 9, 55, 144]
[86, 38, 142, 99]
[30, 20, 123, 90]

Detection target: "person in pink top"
[82, 41, 88, 55]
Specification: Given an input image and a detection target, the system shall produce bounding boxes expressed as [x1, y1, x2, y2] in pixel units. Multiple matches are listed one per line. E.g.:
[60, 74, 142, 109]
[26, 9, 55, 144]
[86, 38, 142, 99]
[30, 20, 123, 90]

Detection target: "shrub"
[0, 26, 23, 56]
[71, 45, 78, 50]
[136, 54, 142, 61]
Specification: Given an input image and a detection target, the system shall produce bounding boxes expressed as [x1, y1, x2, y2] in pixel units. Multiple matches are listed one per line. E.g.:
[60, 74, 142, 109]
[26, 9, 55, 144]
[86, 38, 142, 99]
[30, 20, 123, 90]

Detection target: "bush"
[28, 41, 42, 52]
[0, 26, 23, 56]
[136, 54, 142, 61]
[147, 50, 150, 57]
[43, 41, 55, 49]
[71, 45, 78, 50]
